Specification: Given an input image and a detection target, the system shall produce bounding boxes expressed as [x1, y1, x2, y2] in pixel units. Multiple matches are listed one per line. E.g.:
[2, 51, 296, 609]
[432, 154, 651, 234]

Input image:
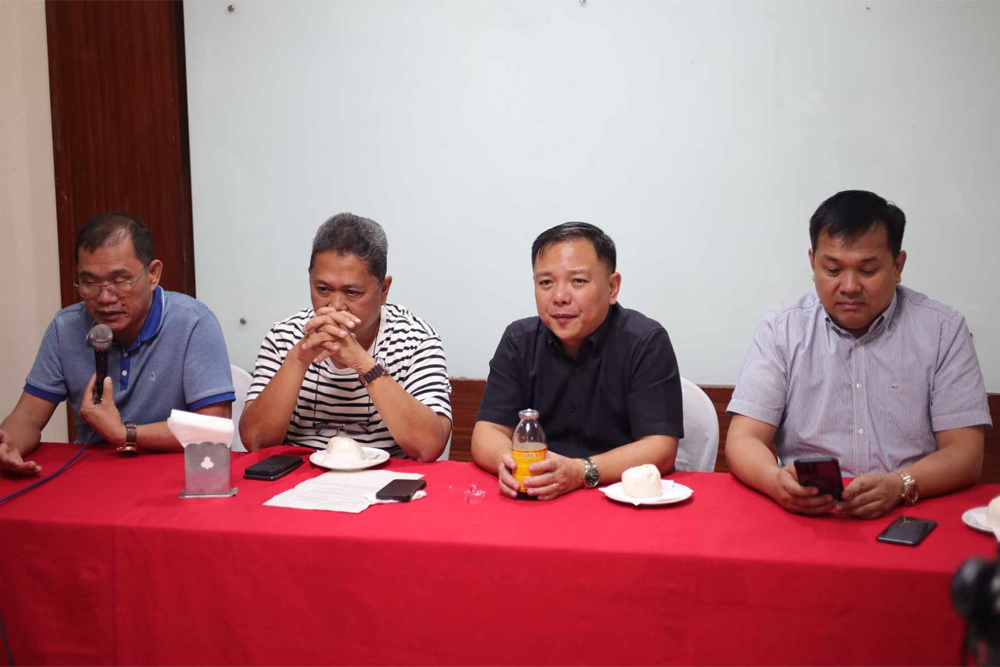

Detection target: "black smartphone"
[876, 516, 937, 546]
[375, 479, 427, 502]
[244, 454, 304, 481]
[793, 457, 844, 500]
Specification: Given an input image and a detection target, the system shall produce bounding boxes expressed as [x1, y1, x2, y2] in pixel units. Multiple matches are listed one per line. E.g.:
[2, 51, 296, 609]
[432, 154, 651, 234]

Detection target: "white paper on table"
[264, 469, 424, 514]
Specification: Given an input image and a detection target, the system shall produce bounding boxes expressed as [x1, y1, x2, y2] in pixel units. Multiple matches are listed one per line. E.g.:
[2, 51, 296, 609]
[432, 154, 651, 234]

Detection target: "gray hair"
[309, 213, 388, 283]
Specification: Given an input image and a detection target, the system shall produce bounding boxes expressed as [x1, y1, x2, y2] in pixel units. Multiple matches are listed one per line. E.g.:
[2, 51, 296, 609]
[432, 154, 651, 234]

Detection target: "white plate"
[962, 507, 994, 534]
[309, 447, 390, 471]
[600, 480, 693, 506]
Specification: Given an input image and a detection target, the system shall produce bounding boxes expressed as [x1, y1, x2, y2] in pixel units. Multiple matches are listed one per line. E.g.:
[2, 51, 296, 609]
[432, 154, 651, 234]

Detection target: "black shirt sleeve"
[475, 324, 526, 428]
[626, 327, 684, 439]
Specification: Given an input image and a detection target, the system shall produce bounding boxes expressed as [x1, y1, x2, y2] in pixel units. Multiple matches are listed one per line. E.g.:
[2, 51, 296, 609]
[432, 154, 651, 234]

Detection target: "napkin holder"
[180, 441, 237, 498]
[168, 409, 238, 499]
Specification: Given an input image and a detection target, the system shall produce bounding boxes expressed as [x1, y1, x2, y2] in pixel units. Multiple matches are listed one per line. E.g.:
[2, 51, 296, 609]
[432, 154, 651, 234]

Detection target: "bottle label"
[512, 446, 547, 493]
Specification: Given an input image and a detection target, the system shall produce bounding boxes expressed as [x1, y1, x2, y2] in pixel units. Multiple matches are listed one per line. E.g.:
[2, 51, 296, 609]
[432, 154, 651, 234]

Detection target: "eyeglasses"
[75, 266, 148, 299]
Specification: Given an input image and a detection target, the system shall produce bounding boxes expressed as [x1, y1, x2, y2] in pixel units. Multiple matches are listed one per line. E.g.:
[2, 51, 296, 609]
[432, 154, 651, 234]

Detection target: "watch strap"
[119, 422, 138, 455]
[895, 471, 918, 505]
[582, 457, 600, 488]
[359, 360, 387, 387]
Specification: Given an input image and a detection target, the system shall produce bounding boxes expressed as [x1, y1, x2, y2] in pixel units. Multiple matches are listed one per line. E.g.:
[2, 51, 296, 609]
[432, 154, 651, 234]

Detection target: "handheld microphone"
[87, 324, 113, 405]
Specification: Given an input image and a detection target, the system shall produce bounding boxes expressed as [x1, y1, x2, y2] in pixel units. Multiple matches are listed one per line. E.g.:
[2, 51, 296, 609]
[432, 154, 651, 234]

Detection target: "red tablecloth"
[1, 443, 997, 666]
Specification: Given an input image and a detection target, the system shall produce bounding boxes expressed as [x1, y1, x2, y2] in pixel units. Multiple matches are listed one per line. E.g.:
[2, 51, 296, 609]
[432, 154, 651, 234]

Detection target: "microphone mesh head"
[88, 324, 113, 351]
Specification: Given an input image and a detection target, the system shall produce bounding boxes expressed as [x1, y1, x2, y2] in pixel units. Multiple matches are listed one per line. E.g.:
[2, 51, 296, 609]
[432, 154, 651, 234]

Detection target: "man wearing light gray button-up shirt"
[726, 191, 991, 519]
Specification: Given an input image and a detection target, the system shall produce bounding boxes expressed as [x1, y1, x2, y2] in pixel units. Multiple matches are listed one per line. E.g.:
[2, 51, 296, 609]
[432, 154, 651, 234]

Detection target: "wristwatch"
[895, 471, 919, 506]
[119, 422, 138, 455]
[358, 359, 388, 388]
[582, 457, 600, 488]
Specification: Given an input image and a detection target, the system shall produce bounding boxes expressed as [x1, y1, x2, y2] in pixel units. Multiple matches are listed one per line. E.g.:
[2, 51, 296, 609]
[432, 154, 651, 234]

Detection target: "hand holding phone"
[793, 457, 844, 501]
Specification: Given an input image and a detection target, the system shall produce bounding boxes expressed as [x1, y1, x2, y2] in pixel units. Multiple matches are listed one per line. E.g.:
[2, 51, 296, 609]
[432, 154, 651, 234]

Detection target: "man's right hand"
[288, 329, 340, 369]
[497, 452, 521, 499]
[768, 464, 835, 515]
[0, 431, 42, 476]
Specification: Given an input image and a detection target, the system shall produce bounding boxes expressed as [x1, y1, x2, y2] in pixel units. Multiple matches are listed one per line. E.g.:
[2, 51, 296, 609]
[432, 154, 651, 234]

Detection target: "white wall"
[185, 0, 1000, 390]
[0, 1, 68, 439]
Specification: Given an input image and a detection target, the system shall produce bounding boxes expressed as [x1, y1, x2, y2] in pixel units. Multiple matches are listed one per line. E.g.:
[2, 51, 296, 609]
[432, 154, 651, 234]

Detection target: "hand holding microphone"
[81, 325, 128, 448]
[87, 325, 113, 405]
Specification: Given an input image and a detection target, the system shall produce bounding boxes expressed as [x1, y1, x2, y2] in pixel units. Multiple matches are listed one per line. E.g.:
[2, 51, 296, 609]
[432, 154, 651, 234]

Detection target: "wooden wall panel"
[46, 0, 195, 307]
[449, 380, 1000, 484]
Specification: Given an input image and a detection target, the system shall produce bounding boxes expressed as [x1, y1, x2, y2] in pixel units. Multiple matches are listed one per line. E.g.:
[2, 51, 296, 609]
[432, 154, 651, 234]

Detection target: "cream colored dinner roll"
[622, 464, 662, 498]
[327, 436, 364, 461]
[987, 495, 1000, 529]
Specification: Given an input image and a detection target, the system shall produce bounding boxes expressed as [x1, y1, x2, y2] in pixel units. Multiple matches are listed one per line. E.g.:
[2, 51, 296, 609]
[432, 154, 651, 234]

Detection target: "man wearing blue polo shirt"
[0, 213, 235, 475]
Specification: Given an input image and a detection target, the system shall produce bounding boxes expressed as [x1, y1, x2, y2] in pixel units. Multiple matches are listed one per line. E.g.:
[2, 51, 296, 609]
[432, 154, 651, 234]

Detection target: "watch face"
[584, 465, 600, 487]
[905, 483, 919, 505]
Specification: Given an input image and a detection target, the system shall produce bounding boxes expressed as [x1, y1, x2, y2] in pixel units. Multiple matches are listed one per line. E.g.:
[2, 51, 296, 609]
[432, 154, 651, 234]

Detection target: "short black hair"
[75, 212, 155, 265]
[531, 222, 617, 273]
[310, 212, 388, 283]
[810, 190, 906, 258]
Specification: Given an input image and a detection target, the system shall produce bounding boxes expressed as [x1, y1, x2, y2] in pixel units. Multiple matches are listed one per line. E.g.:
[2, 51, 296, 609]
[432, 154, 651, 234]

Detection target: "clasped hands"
[297, 308, 372, 372]
[497, 450, 584, 501]
[771, 464, 904, 519]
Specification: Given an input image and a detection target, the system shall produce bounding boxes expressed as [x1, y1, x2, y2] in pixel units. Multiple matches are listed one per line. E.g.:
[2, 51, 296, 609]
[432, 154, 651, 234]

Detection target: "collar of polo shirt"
[823, 287, 900, 340]
[544, 302, 620, 359]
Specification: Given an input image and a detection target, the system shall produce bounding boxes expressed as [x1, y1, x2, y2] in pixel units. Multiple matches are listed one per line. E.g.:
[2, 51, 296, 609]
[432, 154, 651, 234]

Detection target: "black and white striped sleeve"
[399, 333, 452, 421]
[246, 324, 293, 403]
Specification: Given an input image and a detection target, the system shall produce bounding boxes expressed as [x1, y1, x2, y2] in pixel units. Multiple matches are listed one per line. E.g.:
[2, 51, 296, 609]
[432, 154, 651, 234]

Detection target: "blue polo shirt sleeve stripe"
[182, 308, 236, 410]
[188, 392, 237, 411]
[23, 383, 66, 404]
[24, 320, 70, 405]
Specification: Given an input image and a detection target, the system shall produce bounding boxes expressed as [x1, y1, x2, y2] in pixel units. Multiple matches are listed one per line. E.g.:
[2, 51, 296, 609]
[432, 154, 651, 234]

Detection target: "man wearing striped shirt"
[727, 191, 991, 519]
[239, 213, 452, 461]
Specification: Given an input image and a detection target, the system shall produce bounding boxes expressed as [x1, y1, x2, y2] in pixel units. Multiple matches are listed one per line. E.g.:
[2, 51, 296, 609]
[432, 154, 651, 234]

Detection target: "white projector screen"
[184, 0, 1000, 390]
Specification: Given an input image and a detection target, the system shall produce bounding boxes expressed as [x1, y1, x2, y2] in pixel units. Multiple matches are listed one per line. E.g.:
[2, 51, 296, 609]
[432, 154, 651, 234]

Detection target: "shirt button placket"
[854, 343, 869, 472]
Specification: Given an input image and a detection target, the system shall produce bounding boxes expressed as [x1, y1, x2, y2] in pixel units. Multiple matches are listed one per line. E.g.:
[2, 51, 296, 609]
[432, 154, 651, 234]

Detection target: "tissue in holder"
[168, 409, 238, 498]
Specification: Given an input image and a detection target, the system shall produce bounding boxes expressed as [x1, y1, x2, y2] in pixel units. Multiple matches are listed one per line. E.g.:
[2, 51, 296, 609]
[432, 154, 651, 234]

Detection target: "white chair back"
[675, 378, 720, 472]
[437, 436, 452, 461]
[230, 364, 253, 453]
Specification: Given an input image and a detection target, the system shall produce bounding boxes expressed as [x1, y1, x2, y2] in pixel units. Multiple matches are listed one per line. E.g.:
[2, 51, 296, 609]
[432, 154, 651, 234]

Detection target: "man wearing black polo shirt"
[472, 222, 684, 500]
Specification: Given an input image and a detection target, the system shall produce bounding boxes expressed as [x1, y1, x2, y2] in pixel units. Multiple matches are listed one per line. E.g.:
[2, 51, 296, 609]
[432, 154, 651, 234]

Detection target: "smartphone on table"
[793, 457, 844, 500]
[376, 479, 427, 502]
[876, 516, 937, 546]
[244, 454, 304, 481]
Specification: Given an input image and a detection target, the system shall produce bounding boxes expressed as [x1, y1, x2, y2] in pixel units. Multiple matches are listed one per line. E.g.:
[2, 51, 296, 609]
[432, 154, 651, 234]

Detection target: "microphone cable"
[0, 604, 12, 667]
[0, 443, 89, 507]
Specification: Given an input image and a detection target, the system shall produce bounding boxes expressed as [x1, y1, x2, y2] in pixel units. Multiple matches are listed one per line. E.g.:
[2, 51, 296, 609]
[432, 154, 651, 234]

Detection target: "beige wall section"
[0, 1, 68, 441]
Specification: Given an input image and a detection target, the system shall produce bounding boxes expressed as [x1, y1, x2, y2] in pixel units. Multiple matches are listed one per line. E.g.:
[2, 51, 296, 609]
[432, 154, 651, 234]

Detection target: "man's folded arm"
[471, 420, 516, 473]
[367, 373, 451, 462]
[590, 434, 678, 484]
[904, 425, 984, 498]
[376, 335, 452, 461]
[725, 414, 782, 495]
[239, 338, 305, 452]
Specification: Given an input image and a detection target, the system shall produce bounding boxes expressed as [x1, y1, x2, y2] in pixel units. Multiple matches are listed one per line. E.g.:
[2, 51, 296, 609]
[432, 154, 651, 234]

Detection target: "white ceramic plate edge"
[309, 447, 389, 471]
[962, 507, 992, 534]
[600, 481, 693, 506]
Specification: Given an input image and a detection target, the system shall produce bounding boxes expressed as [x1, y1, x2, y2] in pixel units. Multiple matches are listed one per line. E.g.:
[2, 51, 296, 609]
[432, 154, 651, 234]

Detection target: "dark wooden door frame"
[46, 0, 195, 307]
[46, 0, 195, 438]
